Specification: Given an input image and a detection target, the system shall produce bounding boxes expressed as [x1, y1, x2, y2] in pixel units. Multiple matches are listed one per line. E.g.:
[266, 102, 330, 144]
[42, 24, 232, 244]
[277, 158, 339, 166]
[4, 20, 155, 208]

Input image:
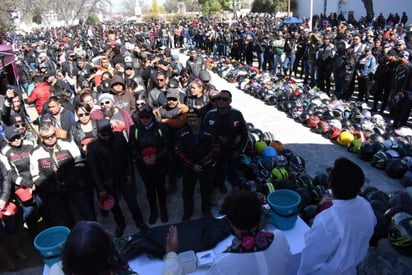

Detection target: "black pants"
[317, 65, 333, 95]
[372, 82, 392, 112]
[181, 166, 215, 215]
[139, 164, 167, 214]
[104, 177, 145, 227]
[215, 151, 240, 189]
[357, 75, 372, 102]
[394, 93, 412, 127]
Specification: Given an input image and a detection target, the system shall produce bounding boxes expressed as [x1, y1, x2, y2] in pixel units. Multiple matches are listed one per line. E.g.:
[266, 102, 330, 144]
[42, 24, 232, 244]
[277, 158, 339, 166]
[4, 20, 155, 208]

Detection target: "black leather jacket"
[0, 155, 12, 202]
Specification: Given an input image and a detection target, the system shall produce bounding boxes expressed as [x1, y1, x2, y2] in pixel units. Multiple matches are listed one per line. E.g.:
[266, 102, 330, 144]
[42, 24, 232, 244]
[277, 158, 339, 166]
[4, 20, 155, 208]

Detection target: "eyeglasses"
[9, 135, 21, 142]
[41, 133, 56, 140]
[212, 97, 230, 102]
[100, 101, 112, 106]
[78, 112, 90, 118]
[167, 97, 178, 102]
[157, 79, 165, 82]
[14, 123, 26, 128]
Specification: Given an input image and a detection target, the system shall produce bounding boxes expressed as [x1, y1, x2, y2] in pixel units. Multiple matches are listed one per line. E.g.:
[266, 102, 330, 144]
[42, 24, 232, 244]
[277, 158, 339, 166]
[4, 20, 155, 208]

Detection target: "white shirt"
[206, 229, 291, 275]
[298, 196, 376, 275]
[162, 230, 291, 275]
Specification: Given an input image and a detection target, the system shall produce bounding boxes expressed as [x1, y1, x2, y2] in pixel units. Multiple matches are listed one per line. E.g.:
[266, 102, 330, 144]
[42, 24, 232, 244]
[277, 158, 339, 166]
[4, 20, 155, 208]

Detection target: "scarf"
[224, 230, 274, 253]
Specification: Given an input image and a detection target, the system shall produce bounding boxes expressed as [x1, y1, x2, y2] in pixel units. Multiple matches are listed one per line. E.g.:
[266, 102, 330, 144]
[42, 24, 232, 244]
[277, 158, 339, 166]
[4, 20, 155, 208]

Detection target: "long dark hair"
[62, 221, 127, 275]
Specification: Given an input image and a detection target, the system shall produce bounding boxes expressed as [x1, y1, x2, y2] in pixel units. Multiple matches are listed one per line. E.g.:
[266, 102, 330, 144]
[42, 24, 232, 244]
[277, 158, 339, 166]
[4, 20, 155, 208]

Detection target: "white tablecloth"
[130, 217, 309, 275]
[43, 217, 309, 275]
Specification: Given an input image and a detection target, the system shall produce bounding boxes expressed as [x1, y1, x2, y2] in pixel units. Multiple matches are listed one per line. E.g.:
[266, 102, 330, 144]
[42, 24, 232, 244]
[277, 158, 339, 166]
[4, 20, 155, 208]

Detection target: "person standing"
[203, 90, 248, 194]
[186, 50, 205, 78]
[30, 122, 90, 228]
[110, 74, 136, 114]
[333, 41, 356, 100]
[355, 46, 377, 102]
[175, 108, 220, 220]
[2, 126, 39, 237]
[0, 154, 28, 271]
[129, 106, 169, 225]
[315, 36, 336, 96]
[87, 119, 148, 237]
[298, 157, 376, 275]
[393, 51, 412, 128]
[45, 96, 75, 140]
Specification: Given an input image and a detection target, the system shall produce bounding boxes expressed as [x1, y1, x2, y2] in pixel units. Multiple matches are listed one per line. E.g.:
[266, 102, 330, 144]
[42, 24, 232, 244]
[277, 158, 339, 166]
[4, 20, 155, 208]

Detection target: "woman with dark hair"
[131, 92, 148, 124]
[71, 103, 98, 156]
[163, 191, 291, 275]
[62, 221, 137, 275]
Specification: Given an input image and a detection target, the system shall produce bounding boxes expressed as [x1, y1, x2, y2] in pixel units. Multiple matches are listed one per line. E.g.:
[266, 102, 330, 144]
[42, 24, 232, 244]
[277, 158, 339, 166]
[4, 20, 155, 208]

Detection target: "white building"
[295, 0, 411, 24]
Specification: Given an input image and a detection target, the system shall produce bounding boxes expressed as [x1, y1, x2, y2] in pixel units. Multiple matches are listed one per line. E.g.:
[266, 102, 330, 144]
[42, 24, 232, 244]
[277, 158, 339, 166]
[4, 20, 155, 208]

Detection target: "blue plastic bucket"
[33, 226, 70, 267]
[267, 190, 301, 230]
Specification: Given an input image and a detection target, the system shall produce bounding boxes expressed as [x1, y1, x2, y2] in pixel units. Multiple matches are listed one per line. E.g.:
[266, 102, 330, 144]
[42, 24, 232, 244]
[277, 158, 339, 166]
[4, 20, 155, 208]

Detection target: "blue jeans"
[283, 53, 296, 75]
[273, 54, 283, 74]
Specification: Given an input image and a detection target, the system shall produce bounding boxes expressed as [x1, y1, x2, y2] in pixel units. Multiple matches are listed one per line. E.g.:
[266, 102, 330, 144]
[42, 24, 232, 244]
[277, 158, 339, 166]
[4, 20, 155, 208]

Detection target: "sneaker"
[115, 224, 126, 237]
[149, 214, 158, 224]
[160, 211, 169, 223]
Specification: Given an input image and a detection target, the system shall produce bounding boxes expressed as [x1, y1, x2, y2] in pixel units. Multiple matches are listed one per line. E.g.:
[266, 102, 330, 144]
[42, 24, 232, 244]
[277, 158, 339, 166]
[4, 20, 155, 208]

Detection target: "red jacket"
[28, 82, 51, 114]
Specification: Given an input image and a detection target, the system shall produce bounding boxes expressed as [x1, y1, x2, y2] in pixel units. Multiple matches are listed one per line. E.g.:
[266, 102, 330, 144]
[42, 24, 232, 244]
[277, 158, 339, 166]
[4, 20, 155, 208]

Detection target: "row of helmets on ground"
[206, 58, 412, 256]
[208, 58, 412, 184]
[242, 122, 412, 256]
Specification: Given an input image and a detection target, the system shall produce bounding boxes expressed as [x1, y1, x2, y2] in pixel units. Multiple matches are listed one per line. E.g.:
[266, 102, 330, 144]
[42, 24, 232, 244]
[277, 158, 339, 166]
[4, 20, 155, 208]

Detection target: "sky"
[111, 0, 165, 13]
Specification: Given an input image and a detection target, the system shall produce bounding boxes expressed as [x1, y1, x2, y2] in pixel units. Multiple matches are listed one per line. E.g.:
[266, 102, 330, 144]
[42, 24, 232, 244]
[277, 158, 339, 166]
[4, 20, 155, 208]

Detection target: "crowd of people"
[0, 9, 409, 273]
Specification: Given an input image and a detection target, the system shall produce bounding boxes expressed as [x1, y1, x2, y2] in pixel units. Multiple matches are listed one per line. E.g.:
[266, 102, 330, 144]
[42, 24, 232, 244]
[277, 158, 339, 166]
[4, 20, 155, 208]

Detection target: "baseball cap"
[4, 126, 20, 140]
[124, 62, 134, 69]
[166, 88, 180, 99]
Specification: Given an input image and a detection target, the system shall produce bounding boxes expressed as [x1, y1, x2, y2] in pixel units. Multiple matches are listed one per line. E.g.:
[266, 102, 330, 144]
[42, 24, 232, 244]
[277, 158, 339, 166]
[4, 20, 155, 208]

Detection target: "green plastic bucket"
[267, 189, 301, 230]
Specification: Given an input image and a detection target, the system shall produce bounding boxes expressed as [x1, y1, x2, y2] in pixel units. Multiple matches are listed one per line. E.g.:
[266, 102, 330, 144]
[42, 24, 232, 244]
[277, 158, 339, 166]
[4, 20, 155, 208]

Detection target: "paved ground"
[2, 52, 405, 274]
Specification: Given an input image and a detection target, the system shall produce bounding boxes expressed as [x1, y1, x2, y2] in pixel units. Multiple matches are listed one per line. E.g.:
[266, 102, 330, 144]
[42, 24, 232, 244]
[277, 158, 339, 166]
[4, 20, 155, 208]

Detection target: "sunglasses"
[212, 97, 230, 102]
[78, 112, 90, 118]
[136, 102, 146, 106]
[100, 101, 112, 106]
[42, 133, 56, 140]
[14, 123, 26, 128]
[9, 135, 21, 142]
[167, 97, 178, 102]
[157, 79, 165, 82]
